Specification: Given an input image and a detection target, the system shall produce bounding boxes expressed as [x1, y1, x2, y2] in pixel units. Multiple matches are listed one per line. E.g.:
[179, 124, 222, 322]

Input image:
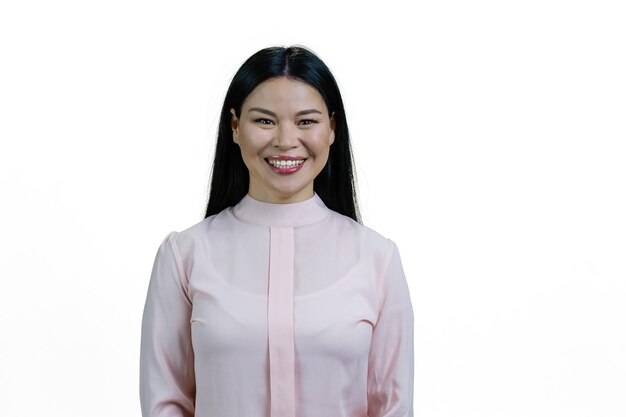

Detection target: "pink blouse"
[139, 192, 414, 417]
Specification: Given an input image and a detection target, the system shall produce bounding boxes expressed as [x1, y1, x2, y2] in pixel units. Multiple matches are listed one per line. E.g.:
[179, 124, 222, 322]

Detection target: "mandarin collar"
[231, 192, 330, 227]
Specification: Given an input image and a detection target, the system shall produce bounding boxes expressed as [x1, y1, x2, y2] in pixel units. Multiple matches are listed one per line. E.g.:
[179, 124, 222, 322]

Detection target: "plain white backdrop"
[1, 0, 624, 416]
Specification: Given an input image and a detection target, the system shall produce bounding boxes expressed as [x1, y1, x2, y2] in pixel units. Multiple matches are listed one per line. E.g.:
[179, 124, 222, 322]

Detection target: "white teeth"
[268, 159, 304, 168]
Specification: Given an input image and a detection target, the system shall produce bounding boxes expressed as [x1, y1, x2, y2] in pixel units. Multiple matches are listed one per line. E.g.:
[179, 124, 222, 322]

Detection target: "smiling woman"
[230, 77, 336, 203]
[139, 46, 414, 417]
[204, 45, 359, 220]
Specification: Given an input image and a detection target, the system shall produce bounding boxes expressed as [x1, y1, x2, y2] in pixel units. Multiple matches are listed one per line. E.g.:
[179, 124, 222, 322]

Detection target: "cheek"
[310, 132, 333, 155]
[238, 129, 269, 154]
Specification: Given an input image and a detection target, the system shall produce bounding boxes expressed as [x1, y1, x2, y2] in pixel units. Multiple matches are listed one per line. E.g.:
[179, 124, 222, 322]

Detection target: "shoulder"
[326, 210, 397, 266]
[164, 207, 233, 258]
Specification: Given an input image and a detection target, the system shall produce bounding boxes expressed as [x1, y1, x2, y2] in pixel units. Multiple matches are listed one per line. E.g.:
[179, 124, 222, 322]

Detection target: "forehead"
[242, 77, 328, 113]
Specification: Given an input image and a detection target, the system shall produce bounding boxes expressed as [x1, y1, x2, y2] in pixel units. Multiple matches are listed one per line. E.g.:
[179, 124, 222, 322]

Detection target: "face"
[230, 77, 336, 203]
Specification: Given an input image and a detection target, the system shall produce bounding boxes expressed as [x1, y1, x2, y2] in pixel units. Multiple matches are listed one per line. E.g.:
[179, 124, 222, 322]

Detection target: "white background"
[1, 1, 625, 416]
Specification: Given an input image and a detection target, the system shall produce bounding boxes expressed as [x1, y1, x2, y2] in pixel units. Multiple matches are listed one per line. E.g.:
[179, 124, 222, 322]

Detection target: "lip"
[266, 155, 307, 161]
[264, 156, 307, 175]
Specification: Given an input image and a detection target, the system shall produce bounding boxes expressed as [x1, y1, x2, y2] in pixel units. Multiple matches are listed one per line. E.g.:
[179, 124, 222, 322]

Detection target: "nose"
[273, 123, 299, 150]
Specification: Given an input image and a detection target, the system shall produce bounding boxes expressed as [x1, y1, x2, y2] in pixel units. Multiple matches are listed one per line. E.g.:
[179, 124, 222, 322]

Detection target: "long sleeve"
[140, 231, 196, 417]
[367, 240, 415, 417]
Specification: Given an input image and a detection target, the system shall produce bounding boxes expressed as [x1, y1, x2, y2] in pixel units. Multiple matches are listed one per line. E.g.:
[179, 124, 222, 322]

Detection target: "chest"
[188, 262, 378, 360]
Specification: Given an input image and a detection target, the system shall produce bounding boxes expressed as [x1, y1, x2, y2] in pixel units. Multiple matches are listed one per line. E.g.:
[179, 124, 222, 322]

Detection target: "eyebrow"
[248, 107, 323, 117]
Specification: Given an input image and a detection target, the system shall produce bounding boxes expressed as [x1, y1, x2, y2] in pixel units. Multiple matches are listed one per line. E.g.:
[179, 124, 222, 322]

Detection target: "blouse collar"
[232, 192, 331, 227]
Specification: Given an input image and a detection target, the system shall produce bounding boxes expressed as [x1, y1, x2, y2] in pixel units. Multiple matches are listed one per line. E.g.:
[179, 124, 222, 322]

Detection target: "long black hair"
[204, 45, 361, 224]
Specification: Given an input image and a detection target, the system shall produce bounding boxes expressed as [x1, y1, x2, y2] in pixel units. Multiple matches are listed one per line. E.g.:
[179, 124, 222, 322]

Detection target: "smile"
[264, 158, 306, 175]
[268, 159, 304, 168]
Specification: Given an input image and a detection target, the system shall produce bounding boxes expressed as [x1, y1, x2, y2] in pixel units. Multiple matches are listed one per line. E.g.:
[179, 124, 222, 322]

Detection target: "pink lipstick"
[265, 156, 307, 175]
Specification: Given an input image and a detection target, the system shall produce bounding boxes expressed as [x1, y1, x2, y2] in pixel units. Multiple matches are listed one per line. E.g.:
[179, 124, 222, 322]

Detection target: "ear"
[329, 112, 336, 145]
[230, 108, 239, 144]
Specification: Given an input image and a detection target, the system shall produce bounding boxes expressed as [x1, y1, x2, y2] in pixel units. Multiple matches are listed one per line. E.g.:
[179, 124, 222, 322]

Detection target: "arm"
[139, 231, 196, 417]
[367, 239, 415, 417]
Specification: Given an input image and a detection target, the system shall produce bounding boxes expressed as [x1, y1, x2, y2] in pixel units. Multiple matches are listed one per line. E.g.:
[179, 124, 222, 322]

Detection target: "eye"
[255, 118, 274, 125]
[298, 119, 318, 126]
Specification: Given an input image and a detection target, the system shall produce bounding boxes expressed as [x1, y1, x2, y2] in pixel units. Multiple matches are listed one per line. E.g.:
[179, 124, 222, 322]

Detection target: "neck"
[231, 191, 330, 227]
[247, 184, 315, 204]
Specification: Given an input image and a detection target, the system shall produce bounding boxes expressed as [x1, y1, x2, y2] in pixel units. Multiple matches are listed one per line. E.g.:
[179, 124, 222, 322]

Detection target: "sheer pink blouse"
[140, 192, 414, 417]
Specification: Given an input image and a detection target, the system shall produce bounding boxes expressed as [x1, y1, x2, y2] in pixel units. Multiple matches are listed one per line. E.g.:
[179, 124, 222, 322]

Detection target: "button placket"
[267, 226, 296, 417]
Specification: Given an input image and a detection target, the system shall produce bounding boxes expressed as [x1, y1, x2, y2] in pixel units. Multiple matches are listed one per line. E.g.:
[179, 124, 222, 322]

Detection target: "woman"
[140, 45, 414, 417]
